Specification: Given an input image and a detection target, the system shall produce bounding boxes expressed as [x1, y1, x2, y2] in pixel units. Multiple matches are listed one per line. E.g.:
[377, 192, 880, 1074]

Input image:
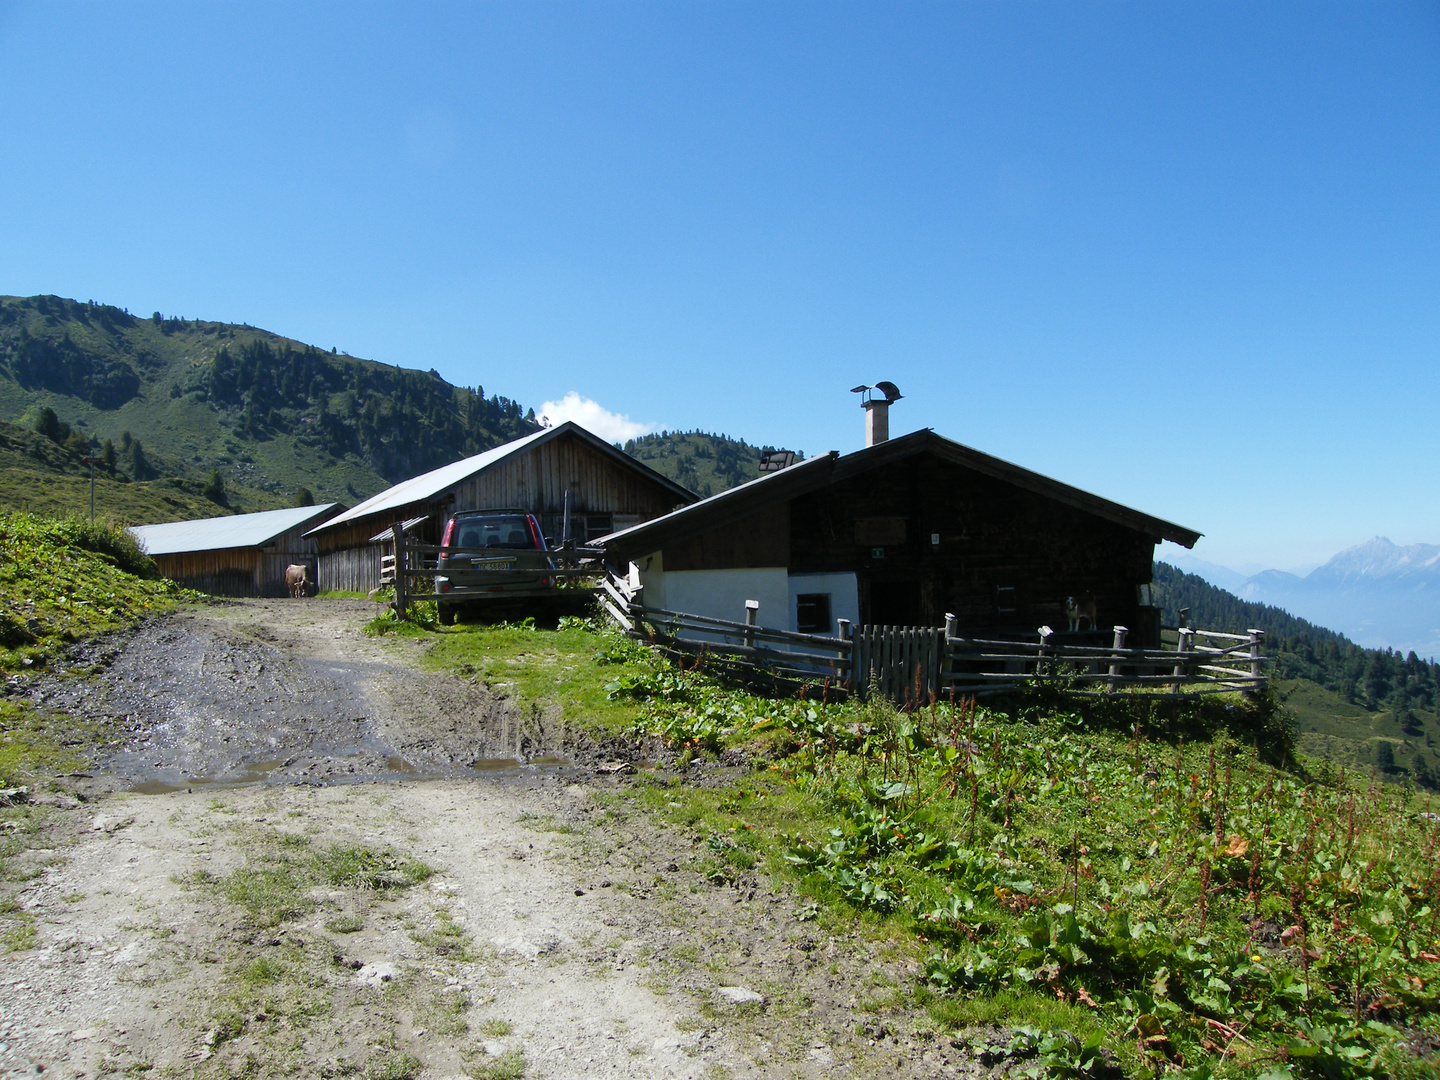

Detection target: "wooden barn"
[305, 421, 696, 593]
[130, 504, 343, 597]
[598, 428, 1201, 648]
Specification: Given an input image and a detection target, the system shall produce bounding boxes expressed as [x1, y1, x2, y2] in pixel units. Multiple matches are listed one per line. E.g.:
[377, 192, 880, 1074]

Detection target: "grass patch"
[317, 844, 433, 890]
[420, 622, 648, 733]
[324, 912, 365, 934]
[0, 699, 97, 786]
[183, 827, 433, 928]
[465, 1049, 525, 1080]
[515, 812, 581, 836]
[411, 906, 480, 960]
[416, 985, 472, 1037]
[475, 1018, 512, 1038]
[365, 1052, 421, 1080]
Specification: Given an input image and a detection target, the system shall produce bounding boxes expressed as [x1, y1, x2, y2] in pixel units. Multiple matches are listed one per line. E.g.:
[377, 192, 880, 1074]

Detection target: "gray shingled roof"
[130, 504, 340, 556]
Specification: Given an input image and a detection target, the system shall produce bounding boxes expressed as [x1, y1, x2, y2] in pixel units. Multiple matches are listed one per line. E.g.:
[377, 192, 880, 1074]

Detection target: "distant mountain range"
[1172, 537, 1440, 660]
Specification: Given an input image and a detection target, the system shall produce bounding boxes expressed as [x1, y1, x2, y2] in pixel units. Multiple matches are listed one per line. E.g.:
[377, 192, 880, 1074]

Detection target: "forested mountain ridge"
[1153, 561, 1440, 786]
[622, 429, 799, 497]
[0, 294, 539, 515]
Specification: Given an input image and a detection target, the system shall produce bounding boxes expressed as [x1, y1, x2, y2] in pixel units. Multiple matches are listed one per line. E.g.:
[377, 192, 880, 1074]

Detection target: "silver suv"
[434, 510, 556, 625]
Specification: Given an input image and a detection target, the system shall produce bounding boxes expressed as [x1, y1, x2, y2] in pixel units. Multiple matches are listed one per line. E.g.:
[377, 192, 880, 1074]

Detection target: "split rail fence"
[602, 570, 1268, 703]
[379, 522, 1268, 703]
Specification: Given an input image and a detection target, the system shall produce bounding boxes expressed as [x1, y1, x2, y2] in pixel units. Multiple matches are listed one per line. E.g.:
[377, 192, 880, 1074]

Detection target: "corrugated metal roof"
[307, 422, 694, 537]
[131, 504, 341, 556]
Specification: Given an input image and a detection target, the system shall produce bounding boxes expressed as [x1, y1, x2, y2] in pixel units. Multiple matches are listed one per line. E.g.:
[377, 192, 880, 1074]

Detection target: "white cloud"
[538, 392, 658, 444]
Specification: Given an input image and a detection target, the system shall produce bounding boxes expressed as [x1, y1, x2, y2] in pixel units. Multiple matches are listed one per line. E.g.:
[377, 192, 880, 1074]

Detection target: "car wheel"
[438, 604, 456, 626]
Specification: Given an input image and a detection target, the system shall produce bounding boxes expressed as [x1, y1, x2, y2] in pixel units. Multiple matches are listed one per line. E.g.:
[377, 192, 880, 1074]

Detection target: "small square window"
[584, 514, 613, 542]
[796, 593, 832, 635]
[995, 585, 1018, 615]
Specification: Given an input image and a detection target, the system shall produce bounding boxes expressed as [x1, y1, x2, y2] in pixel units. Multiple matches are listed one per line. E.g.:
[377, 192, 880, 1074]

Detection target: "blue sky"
[1, 2, 1436, 572]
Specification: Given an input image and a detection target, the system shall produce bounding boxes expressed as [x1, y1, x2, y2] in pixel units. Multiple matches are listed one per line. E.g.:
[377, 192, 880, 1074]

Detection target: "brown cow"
[285, 564, 311, 598]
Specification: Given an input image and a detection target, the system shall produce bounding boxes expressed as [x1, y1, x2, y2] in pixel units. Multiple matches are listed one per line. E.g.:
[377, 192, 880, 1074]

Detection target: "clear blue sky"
[2, 1, 1436, 571]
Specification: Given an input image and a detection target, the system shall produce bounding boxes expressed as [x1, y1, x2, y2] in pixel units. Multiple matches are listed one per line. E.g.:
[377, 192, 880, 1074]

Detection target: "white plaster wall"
[787, 572, 859, 637]
[662, 568, 790, 633]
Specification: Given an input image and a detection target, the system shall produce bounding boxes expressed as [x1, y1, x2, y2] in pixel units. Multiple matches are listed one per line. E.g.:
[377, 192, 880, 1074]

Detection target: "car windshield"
[451, 515, 535, 550]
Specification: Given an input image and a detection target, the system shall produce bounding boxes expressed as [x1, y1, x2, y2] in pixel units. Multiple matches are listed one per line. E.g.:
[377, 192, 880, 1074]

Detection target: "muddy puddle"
[28, 603, 589, 795]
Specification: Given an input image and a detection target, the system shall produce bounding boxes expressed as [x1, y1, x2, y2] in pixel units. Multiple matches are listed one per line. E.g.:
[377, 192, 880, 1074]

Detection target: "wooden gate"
[852, 625, 947, 704]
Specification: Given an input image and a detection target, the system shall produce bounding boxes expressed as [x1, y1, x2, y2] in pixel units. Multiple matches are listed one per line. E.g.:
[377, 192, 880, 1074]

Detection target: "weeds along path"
[2, 601, 954, 1079]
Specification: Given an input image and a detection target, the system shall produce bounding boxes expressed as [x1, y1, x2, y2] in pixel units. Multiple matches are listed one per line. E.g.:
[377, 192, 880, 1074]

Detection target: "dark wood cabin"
[599, 430, 1200, 647]
[129, 503, 343, 597]
[305, 421, 696, 593]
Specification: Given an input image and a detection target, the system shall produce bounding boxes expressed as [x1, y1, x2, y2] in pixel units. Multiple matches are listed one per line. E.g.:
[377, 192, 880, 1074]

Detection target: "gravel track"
[0, 600, 980, 1079]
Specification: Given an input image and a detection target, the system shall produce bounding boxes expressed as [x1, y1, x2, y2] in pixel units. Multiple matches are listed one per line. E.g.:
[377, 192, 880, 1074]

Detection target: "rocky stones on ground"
[354, 961, 399, 986]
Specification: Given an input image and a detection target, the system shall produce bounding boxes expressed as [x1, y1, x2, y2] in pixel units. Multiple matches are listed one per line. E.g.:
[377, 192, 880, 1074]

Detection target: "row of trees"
[204, 341, 536, 481]
[29, 407, 158, 483]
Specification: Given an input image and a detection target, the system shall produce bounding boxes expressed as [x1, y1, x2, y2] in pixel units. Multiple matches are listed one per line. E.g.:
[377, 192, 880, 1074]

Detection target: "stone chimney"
[863, 399, 890, 447]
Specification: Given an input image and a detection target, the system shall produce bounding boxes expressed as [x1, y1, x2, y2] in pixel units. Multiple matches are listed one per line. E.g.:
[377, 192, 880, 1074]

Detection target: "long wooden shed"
[130, 503, 343, 597]
[599, 428, 1201, 648]
[305, 421, 695, 593]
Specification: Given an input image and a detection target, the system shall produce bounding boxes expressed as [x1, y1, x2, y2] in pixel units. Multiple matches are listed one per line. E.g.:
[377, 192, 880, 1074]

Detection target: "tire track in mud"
[31, 600, 570, 792]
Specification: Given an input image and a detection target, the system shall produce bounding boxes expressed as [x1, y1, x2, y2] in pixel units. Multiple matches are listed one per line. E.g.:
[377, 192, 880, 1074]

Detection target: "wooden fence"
[382, 535, 1269, 702]
[600, 570, 1268, 703]
[382, 523, 605, 610]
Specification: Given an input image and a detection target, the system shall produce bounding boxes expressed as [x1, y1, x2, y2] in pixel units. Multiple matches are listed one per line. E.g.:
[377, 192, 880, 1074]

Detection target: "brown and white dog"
[1064, 595, 1097, 632]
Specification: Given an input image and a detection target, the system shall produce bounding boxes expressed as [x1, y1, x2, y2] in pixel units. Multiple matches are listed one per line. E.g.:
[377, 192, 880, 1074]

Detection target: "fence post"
[743, 599, 759, 650]
[942, 613, 957, 692]
[1107, 625, 1128, 692]
[835, 618, 854, 694]
[392, 524, 408, 621]
[1037, 625, 1054, 679]
[1172, 627, 1194, 694]
[1248, 629, 1266, 693]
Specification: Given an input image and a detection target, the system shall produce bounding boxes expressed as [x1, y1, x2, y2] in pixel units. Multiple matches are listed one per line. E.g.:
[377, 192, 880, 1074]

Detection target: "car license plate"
[471, 558, 514, 570]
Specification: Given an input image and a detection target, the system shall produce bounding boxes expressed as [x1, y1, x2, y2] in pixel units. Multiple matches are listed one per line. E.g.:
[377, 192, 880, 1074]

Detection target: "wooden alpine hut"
[304, 421, 696, 594]
[598, 420, 1201, 649]
[129, 503, 342, 597]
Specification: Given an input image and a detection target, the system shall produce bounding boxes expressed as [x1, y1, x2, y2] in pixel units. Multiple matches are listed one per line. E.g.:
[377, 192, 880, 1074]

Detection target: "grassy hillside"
[0, 414, 289, 520]
[1154, 562, 1440, 788]
[622, 429, 799, 497]
[0, 294, 540, 521]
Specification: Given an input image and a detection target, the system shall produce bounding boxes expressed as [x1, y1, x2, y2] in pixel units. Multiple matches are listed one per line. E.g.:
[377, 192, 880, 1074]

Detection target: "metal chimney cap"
[850, 382, 903, 404]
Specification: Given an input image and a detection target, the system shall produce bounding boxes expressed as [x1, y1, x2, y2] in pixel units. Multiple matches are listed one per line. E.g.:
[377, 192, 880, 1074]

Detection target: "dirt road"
[1, 601, 969, 1079]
